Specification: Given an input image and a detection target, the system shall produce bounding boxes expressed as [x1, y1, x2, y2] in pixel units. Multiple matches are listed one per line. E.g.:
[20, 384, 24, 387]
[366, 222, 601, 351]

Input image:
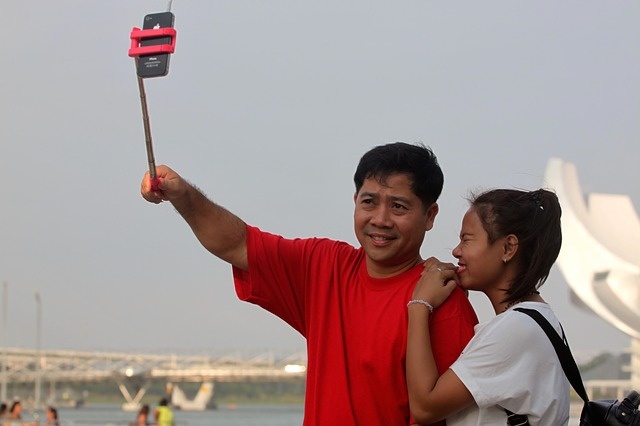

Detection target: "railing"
[0, 347, 307, 384]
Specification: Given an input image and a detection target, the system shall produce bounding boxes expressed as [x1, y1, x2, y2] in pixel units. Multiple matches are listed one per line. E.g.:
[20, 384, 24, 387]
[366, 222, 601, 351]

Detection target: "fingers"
[140, 165, 181, 204]
[141, 172, 167, 204]
[422, 256, 458, 274]
[420, 265, 457, 284]
[413, 266, 458, 310]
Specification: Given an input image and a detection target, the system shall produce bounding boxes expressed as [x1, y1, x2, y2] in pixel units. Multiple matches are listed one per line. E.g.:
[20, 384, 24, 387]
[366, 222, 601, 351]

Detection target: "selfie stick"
[134, 66, 161, 190]
[128, 7, 177, 191]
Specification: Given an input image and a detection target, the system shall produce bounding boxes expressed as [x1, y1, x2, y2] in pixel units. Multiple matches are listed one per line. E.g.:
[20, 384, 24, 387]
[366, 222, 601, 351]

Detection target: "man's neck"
[366, 256, 423, 279]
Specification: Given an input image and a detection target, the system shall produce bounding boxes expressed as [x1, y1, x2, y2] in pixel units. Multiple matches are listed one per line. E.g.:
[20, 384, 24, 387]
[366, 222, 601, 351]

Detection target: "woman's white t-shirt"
[448, 302, 571, 425]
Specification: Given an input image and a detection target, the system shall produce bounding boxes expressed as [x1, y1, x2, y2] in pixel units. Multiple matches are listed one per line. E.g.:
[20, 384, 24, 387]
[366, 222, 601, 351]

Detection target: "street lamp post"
[1, 282, 7, 403]
[34, 291, 42, 410]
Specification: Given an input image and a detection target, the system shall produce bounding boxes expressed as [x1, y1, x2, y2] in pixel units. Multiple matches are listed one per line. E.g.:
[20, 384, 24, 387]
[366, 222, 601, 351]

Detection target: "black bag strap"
[504, 408, 530, 425]
[513, 307, 590, 404]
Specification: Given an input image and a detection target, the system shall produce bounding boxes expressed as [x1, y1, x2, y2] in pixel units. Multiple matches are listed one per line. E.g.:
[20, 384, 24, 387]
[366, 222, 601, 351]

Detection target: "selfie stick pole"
[134, 60, 160, 191]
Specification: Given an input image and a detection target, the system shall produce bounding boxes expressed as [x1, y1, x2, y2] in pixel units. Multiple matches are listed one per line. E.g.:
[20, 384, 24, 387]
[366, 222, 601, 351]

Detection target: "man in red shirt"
[140, 142, 478, 425]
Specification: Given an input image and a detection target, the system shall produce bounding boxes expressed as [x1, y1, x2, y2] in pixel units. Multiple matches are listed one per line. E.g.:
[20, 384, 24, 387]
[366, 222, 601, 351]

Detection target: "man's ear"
[424, 203, 439, 231]
[503, 234, 519, 262]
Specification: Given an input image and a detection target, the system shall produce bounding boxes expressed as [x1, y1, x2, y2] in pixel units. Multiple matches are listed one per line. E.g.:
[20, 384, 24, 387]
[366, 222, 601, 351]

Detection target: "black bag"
[514, 308, 640, 426]
[581, 392, 640, 425]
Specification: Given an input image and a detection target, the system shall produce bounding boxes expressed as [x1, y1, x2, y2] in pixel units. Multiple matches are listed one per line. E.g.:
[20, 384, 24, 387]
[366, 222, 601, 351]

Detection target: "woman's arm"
[406, 260, 475, 423]
[406, 303, 474, 423]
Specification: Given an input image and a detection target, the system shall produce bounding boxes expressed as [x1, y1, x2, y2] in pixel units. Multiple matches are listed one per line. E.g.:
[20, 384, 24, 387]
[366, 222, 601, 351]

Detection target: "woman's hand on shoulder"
[412, 257, 458, 309]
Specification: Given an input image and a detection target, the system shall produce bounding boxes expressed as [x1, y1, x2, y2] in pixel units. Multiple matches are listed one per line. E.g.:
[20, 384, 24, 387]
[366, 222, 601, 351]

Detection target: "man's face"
[354, 173, 438, 278]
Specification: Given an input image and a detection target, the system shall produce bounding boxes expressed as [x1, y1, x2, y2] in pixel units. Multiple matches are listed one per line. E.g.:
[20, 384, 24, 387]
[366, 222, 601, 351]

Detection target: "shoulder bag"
[513, 307, 640, 426]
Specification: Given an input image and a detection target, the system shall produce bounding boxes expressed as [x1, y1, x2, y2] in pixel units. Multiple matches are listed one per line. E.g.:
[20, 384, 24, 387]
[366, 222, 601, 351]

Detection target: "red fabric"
[234, 226, 478, 426]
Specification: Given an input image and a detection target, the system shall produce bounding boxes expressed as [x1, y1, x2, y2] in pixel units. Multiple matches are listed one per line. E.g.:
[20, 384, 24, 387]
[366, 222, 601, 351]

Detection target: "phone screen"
[137, 12, 175, 78]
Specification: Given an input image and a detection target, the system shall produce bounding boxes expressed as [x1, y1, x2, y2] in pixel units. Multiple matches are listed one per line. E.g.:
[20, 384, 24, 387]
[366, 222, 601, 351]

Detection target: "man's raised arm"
[140, 165, 249, 271]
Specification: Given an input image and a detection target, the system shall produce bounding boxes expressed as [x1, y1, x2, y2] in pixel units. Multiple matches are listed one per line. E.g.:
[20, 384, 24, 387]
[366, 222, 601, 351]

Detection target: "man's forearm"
[171, 183, 249, 270]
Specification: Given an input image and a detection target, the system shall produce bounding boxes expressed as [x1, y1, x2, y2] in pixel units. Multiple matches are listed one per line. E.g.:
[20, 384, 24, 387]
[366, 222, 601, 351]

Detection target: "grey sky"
[1, 1, 638, 360]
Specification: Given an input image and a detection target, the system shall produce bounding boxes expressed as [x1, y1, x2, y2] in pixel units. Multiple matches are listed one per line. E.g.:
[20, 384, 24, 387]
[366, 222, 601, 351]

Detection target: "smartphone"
[136, 11, 175, 78]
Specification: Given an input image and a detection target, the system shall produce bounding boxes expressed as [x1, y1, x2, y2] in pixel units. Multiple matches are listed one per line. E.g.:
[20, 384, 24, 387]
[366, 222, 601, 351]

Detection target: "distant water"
[25, 403, 303, 426]
[24, 402, 583, 425]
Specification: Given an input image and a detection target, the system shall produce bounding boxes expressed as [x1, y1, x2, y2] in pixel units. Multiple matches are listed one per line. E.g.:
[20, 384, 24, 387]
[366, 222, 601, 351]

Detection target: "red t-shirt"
[234, 226, 478, 426]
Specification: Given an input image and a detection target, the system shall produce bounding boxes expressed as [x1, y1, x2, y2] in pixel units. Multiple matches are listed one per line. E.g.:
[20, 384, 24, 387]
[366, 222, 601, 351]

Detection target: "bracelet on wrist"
[407, 299, 434, 313]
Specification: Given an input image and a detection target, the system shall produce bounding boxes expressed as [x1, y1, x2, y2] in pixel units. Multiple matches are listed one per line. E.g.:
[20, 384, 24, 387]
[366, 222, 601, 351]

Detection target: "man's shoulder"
[432, 286, 478, 324]
[248, 225, 356, 250]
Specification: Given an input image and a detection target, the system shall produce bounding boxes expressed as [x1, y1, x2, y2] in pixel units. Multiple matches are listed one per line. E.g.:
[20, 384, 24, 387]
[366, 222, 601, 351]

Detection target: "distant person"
[6, 401, 36, 426]
[154, 398, 174, 426]
[44, 406, 59, 426]
[406, 188, 570, 424]
[140, 142, 478, 425]
[0, 403, 7, 426]
[133, 404, 150, 426]
[8, 401, 21, 420]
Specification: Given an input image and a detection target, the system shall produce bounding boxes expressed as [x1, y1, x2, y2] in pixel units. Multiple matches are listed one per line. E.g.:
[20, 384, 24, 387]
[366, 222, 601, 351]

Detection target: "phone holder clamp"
[128, 27, 177, 57]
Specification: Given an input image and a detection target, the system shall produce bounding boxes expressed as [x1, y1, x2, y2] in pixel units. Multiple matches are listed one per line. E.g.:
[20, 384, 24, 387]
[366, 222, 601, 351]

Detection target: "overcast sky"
[1, 1, 638, 361]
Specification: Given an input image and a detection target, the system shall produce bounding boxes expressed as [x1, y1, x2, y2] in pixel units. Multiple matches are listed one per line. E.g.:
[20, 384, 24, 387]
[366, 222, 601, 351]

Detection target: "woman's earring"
[502, 258, 508, 264]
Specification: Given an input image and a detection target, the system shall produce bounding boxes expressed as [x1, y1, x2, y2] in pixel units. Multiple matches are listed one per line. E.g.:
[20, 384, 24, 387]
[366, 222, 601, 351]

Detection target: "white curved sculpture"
[544, 158, 640, 340]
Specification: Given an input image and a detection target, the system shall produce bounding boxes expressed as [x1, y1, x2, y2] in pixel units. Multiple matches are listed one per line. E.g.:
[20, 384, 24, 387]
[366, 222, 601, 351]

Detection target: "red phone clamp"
[128, 27, 177, 57]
